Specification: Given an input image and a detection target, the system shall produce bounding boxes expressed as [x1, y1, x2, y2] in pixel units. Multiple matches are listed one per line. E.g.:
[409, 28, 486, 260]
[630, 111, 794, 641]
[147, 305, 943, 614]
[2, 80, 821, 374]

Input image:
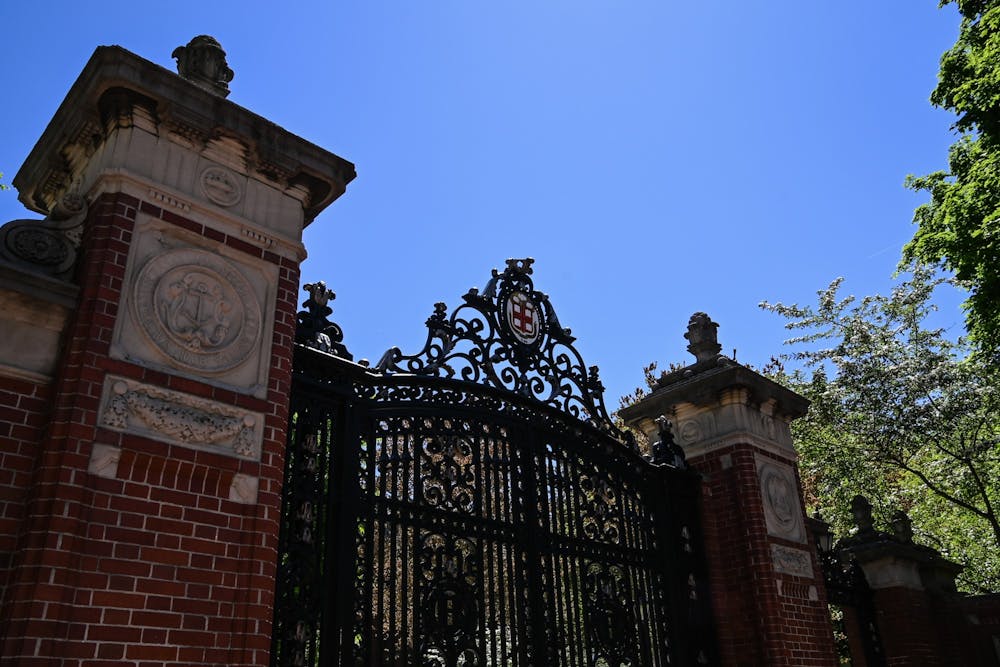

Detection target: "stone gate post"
[619, 313, 838, 667]
[0, 39, 354, 665]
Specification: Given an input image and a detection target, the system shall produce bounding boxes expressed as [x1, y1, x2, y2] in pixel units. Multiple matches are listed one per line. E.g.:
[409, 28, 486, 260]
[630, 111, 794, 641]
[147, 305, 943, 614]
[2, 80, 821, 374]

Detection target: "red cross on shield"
[506, 291, 539, 344]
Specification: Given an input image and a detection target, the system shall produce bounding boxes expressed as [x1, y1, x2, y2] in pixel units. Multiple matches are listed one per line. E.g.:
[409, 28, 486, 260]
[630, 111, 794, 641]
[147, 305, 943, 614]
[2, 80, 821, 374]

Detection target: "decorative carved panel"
[771, 544, 813, 578]
[756, 454, 807, 544]
[110, 214, 277, 397]
[98, 375, 263, 460]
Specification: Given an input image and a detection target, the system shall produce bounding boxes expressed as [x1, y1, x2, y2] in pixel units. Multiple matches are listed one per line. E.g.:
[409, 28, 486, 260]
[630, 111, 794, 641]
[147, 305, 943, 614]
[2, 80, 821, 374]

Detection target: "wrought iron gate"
[272, 259, 716, 666]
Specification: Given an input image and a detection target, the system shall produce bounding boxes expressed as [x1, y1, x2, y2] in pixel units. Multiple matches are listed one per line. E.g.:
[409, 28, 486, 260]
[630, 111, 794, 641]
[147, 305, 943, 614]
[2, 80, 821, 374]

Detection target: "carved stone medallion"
[199, 166, 242, 207]
[756, 455, 806, 543]
[678, 418, 704, 444]
[132, 248, 262, 374]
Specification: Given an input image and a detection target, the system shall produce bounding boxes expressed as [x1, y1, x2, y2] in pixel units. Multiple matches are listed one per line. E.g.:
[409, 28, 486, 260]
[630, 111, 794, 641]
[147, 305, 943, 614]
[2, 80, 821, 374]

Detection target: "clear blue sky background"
[0, 2, 966, 407]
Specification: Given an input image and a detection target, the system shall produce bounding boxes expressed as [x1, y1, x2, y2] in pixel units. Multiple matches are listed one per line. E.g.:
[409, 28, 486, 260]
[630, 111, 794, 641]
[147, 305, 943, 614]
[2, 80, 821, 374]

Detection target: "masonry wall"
[0, 377, 52, 612]
[951, 594, 1000, 666]
[0, 192, 301, 665]
[692, 443, 837, 667]
[618, 360, 841, 667]
[0, 40, 354, 665]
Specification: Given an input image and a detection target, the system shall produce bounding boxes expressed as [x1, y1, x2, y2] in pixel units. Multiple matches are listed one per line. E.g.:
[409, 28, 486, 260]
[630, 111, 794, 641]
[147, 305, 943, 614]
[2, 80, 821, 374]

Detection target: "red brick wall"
[691, 443, 837, 667]
[0, 191, 299, 666]
[949, 593, 1000, 666]
[0, 378, 52, 614]
[871, 586, 944, 667]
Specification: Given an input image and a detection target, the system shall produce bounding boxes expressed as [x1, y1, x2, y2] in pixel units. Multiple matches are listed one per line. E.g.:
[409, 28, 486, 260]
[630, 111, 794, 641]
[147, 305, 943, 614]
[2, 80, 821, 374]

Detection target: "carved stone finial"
[172, 35, 234, 98]
[891, 510, 914, 543]
[851, 495, 875, 534]
[685, 312, 722, 363]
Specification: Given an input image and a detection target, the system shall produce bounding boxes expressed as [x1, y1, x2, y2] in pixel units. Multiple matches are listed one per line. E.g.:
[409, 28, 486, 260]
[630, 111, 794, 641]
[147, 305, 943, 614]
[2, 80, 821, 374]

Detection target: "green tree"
[904, 0, 1000, 355]
[761, 266, 1000, 592]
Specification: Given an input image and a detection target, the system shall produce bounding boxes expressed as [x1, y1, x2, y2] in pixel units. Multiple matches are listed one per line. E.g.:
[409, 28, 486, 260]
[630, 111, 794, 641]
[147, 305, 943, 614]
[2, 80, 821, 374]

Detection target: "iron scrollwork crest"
[375, 258, 634, 446]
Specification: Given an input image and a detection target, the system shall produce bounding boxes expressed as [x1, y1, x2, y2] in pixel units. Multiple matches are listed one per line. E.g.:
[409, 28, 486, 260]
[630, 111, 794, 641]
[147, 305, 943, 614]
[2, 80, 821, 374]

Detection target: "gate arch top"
[306, 257, 636, 447]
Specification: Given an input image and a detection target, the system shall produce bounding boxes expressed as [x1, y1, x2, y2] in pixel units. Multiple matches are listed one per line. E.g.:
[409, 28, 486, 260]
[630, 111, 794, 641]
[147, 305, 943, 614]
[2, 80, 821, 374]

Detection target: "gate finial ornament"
[653, 415, 688, 468]
[296, 282, 352, 360]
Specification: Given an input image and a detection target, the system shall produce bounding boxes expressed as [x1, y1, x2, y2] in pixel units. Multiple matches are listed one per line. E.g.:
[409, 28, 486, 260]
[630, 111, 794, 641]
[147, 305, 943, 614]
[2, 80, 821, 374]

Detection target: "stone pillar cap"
[618, 360, 809, 425]
[13, 44, 355, 224]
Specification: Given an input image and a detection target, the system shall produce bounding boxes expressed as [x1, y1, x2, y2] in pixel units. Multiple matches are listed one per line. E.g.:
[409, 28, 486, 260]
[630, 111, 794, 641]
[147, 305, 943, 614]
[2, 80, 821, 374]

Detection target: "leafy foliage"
[761, 266, 1000, 592]
[904, 0, 1000, 355]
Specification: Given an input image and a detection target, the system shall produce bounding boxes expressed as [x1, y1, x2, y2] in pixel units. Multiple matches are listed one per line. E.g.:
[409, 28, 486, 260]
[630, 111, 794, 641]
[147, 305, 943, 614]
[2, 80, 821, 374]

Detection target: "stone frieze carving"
[99, 375, 263, 460]
[771, 543, 813, 578]
[756, 455, 807, 543]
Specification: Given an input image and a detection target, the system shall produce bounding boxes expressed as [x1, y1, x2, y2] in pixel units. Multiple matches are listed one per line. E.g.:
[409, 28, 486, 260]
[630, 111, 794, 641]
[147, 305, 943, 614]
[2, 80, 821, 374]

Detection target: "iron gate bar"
[273, 260, 718, 667]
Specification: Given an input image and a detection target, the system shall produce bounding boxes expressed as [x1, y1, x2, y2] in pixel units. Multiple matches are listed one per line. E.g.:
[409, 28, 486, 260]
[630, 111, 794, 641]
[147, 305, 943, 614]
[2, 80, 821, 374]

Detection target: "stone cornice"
[619, 360, 809, 425]
[14, 45, 355, 225]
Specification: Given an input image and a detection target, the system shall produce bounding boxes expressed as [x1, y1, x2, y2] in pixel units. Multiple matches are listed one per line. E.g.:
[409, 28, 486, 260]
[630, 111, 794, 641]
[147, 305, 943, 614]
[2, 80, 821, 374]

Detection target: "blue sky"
[0, 2, 966, 407]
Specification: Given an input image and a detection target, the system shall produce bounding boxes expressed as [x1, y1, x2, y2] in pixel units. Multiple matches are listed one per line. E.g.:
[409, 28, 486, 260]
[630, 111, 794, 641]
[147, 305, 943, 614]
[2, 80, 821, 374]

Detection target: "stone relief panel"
[756, 454, 807, 544]
[132, 247, 262, 373]
[99, 375, 263, 461]
[771, 543, 813, 578]
[110, 214, 277, 398]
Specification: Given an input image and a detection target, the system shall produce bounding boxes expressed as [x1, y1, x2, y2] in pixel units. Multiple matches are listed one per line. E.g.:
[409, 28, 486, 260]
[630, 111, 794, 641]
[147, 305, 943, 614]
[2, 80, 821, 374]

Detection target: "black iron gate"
[272, 259, 716, 666]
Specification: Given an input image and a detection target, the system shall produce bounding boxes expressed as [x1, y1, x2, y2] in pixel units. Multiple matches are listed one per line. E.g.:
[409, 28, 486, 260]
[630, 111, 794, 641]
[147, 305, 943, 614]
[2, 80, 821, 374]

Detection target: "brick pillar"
[619, 313, 838, 667]
[839, 503, 964, 667]
[0, 39, 354, 666]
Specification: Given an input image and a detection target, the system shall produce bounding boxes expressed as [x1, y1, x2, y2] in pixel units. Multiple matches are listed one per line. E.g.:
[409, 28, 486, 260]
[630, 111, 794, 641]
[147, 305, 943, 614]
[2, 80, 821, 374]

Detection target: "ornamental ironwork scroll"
[273, 260, 718, 667]
[374, 258, 634, 447]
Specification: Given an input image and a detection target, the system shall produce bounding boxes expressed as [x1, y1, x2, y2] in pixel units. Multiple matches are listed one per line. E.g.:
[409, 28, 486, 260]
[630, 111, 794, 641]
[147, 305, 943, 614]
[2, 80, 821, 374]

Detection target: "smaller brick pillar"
[838, 499, 963, 667]
[620, 313, 838, 667]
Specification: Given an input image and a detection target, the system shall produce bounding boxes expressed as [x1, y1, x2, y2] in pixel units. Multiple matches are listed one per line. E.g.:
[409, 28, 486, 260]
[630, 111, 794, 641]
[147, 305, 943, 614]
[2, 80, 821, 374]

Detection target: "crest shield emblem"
[504, 290, 540, 345]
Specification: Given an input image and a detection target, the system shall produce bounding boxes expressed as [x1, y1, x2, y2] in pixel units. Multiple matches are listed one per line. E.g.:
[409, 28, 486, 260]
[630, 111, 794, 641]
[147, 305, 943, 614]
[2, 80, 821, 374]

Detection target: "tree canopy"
[761, 266, 1000, 592]
[904, 0, 1000, 355]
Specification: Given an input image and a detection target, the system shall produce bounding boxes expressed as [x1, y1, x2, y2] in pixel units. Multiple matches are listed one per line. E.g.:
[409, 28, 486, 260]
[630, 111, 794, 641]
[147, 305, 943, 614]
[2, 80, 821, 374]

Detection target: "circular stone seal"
[132, 248, 262, 373]
[760, 463, 798, 535]
[200, 166, 242, 207]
